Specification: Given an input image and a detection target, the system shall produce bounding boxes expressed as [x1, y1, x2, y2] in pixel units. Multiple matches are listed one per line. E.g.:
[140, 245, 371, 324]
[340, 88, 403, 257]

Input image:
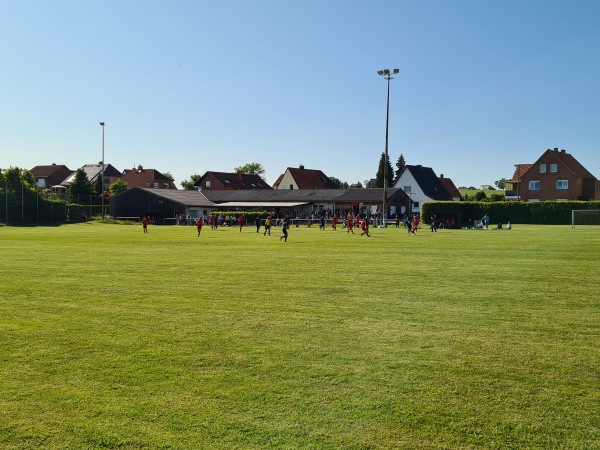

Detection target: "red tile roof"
[121, 166, 177, 189]
[438, 176, 462, 199]
[512, 164, 532, 182]
[283, 166, 336, 189]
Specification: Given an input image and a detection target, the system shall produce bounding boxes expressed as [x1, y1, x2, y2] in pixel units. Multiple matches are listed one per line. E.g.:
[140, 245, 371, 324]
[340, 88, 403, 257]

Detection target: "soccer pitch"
[0, 223, 598, 449]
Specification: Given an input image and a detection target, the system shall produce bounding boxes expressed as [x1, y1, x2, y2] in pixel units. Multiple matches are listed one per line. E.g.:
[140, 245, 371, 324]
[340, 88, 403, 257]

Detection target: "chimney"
[440, 174, 444, 178]
[299, 165, 305, 170]
[560, 149, 566, 153]
[554, 148, 559, 152]
[236, 170, 243, 180]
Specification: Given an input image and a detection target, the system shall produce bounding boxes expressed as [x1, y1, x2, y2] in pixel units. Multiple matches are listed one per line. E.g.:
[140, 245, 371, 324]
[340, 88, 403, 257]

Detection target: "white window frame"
[550, 163, 558, 173]
[539, 164, 546, 173]
[556, 180, 568, 190]
[205, 181, 211, 188]
[529, 180, 540, 190]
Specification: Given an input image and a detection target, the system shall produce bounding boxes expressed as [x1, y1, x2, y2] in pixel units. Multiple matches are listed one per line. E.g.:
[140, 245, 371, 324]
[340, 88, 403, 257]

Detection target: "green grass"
[0, 223, 598, 449]
[459, 188, 499, 198]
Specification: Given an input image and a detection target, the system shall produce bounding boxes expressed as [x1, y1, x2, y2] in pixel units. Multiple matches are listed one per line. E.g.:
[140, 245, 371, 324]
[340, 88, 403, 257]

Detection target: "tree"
[395, 154, 406, 180]
[475, 191, 487, 201]
[329, 176, 343, 189]
[233, 162, 265, 177]
[181, 174, 203, 190]
[494, 178, 509, 190]
[70, 169, 93, 197]
[0, 167, 36, 192]
[109, 178, 128, 196]
[375, 153, 394, 188]
[349, 181, 363, 189]
[162, 171, 175, 182]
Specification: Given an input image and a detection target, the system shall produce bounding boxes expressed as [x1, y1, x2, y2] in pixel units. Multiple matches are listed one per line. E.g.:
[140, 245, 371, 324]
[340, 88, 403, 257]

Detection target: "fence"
[0, 183, 107, 225]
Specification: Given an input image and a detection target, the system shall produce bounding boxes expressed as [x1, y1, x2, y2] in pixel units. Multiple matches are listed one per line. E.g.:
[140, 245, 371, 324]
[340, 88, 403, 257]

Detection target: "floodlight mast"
[99, 122, 105, 220]
[377, 68, 399, 227]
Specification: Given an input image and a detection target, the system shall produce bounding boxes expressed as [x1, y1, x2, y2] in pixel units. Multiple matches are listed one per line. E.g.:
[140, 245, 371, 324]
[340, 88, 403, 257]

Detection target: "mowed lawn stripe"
[0, 223, 598, 449]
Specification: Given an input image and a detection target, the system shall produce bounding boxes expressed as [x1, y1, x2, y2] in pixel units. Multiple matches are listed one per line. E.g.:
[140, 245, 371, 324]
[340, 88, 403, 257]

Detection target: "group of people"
[143, 211, 485, 239]
[397, 214, 420, 234]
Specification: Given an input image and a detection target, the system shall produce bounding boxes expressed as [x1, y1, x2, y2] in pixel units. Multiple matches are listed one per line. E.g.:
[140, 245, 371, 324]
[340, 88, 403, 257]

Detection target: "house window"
[153, 182, 159, 189]
[556, 180, 568, 190]
[539, 164, 546, 173]
[529, 180, 540, 190]
[413, 201, 419, 207]
[404, 186, 411, 194]
[290, 184, 294, 189]
[164, 183, 169, 189]
[550, 163, 557, 173]
[205, 181, 211, 189]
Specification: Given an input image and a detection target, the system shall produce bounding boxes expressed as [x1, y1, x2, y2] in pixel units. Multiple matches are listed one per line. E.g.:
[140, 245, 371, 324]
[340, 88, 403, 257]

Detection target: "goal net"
[571, 210, 600, 229]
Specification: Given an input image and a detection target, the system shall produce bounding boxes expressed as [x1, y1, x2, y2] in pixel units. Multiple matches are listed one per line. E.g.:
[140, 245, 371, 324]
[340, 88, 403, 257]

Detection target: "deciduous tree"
[181, 174, 202, 190]
[233, 162, 265, 177]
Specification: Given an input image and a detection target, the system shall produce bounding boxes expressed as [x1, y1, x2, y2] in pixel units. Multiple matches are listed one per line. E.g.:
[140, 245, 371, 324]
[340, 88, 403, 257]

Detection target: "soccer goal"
[571, 210, 600, 229]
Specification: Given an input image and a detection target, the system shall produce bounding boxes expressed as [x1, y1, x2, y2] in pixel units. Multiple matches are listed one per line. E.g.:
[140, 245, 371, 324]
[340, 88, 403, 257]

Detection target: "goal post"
[571, 210, 600, 229]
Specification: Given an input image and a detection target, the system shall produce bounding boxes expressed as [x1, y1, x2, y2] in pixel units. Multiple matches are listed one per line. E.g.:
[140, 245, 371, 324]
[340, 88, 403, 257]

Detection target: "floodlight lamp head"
[99, 122, 105, 126]
[377, 70, 384, 75]
[383, 69, 390, 75]
[393, 68, 399, 74]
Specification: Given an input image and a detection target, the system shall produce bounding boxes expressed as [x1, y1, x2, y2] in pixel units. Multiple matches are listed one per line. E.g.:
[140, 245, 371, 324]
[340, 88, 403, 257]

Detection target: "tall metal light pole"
[99, 122, 105, 220]
[377, 68, 399, 227]
[514, 164, 520, 202]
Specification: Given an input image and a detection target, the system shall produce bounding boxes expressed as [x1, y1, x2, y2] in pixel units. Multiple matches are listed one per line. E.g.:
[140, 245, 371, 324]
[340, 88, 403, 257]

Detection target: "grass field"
[0, 222, 599, 449]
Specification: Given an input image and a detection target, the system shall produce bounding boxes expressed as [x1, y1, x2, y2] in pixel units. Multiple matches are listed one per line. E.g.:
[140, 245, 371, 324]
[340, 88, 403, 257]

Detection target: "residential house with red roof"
[273, 165, 336, 190]
[194, 171, 271, 191]
[30, 164, 72, 189]
[517, 148, 597, 202]
[120, 165, 177, 190]
[438, 174, 462, 201]
[505, 164, 533, 201]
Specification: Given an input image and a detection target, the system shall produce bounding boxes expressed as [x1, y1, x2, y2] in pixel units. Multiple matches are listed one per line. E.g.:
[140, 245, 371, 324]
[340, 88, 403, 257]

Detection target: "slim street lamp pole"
[514, 163, 520, 203]
[100, 122, 105, 220]
[377, 68, 399, 227]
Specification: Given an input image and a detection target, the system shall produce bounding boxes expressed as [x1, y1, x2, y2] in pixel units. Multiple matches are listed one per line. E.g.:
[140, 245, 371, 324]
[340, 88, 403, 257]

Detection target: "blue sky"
[1, 0, 599, 188]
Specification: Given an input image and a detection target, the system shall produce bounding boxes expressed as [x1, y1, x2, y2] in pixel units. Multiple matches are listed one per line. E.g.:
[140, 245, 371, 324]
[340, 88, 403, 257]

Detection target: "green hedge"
[421, 201, 600, 225]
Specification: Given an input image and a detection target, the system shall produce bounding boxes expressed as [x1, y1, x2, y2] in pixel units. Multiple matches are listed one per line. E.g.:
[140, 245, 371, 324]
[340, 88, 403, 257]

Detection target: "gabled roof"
[272, 173, 284, 189]
[282, 166, 337, 189]
[201, 188, 408, 204]
[511, 164, 532, 182]
[62, 164, 121, 185]
[121, 166, 177, 189]
[543, 148, 596, 179]
[30, 164, 71, 178]
[438, 176, 462, 199]
[404, 165, 452, 200]
[30, 164, 73, 187]
[196, 171, 272, 189]
[134, 188, 216, 207]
